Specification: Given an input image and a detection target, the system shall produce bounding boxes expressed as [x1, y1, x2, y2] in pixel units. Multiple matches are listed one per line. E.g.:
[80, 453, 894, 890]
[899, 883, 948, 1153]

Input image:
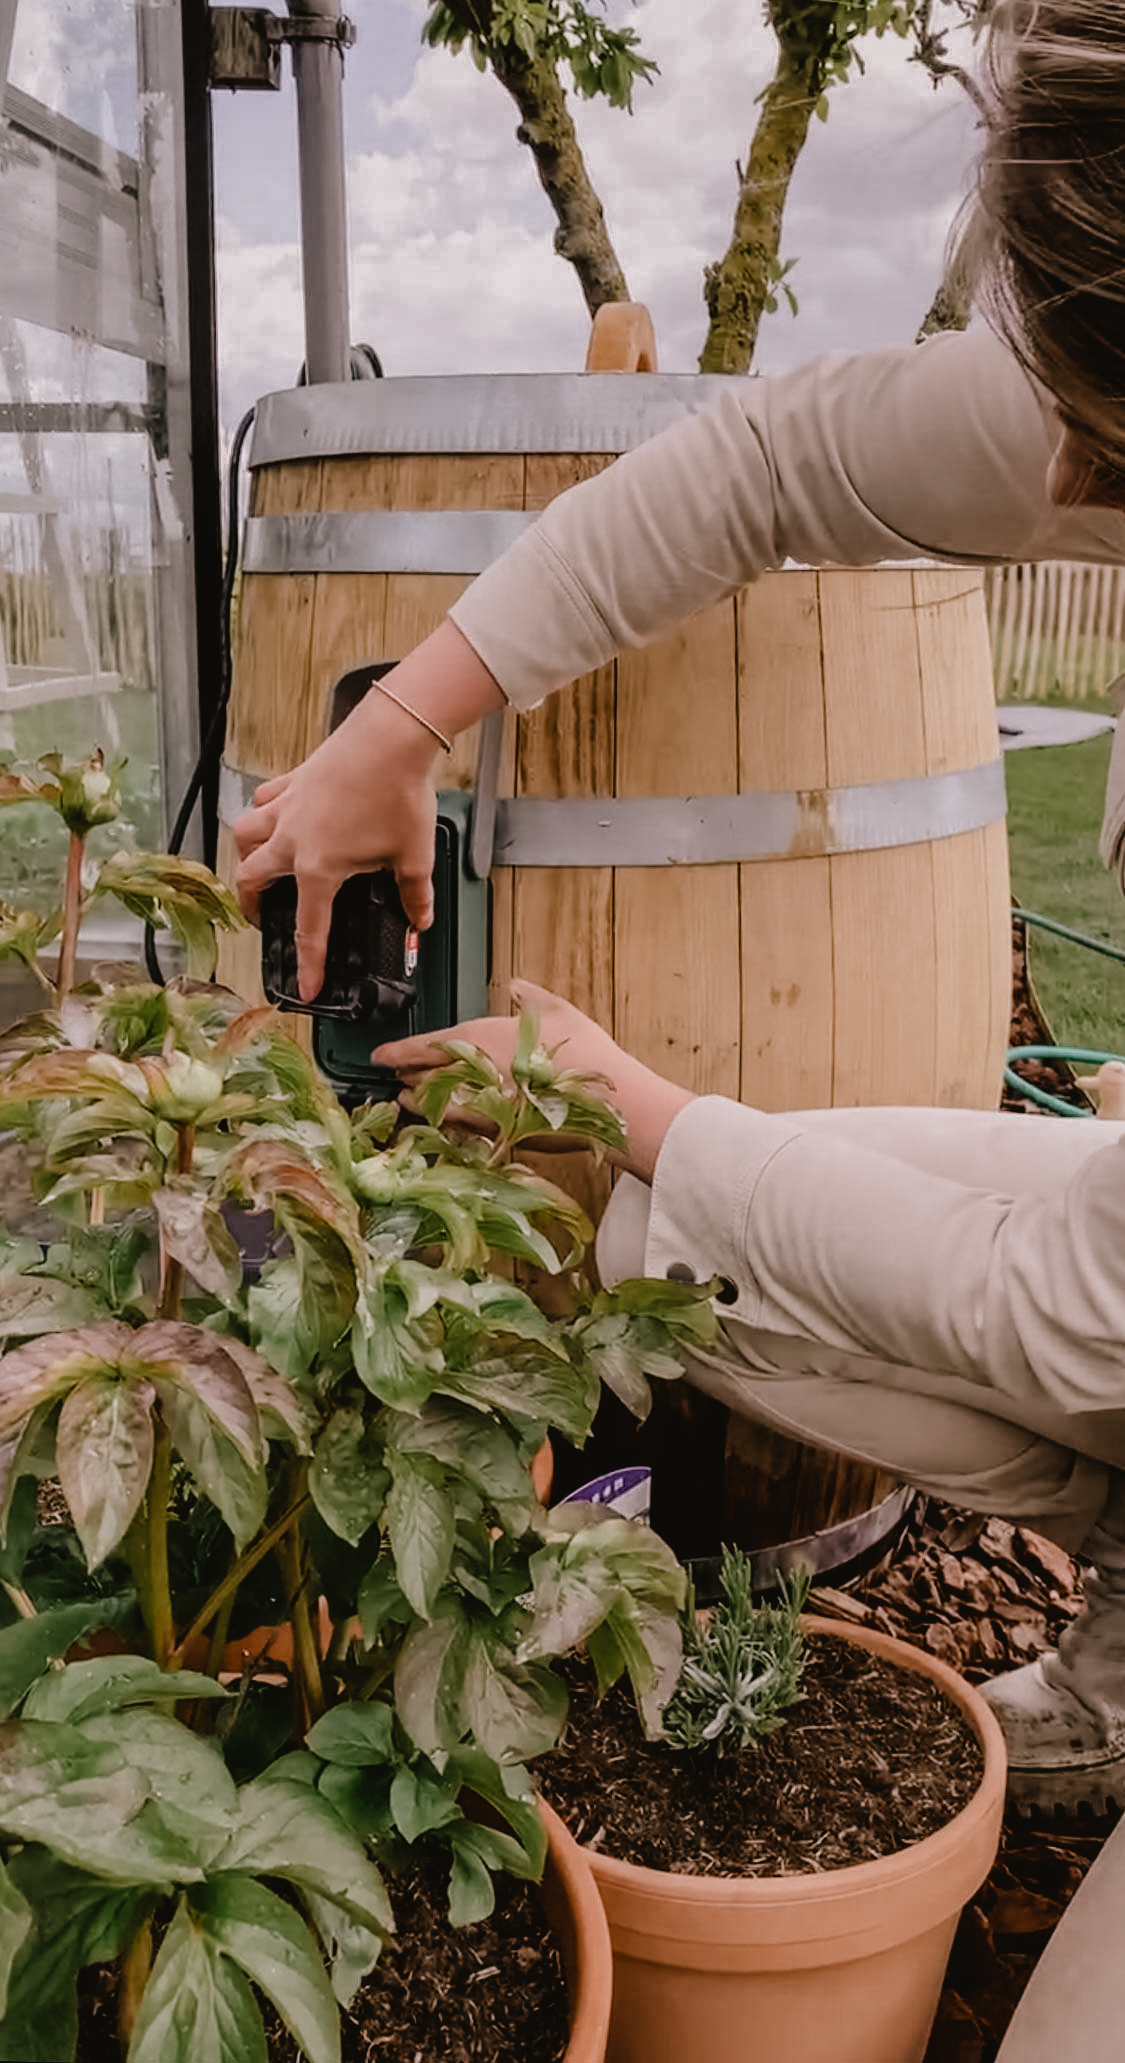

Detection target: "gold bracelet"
[374, 680, 452, 753]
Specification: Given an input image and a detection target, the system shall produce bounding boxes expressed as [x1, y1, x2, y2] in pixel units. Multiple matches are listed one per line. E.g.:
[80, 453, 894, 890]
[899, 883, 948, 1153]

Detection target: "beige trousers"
[598, 1106, 1125, 1556]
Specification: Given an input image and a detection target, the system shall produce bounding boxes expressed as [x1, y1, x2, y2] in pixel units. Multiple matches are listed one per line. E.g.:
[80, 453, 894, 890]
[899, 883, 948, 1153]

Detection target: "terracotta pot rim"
[580, 1615, 1006, 1907]
[542, 1796, 613, 2063]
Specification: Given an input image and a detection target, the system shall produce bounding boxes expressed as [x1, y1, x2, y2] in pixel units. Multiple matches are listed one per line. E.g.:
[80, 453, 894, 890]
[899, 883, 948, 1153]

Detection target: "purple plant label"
[558, 1466, 651, 1526]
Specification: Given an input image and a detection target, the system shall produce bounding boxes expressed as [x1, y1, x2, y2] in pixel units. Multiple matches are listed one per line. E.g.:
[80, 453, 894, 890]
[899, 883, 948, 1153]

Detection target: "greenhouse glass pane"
[0, 0, 198, 943]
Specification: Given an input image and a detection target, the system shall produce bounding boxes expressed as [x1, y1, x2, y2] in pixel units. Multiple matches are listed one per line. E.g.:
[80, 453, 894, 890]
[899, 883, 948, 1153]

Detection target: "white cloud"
[215, 0, 983, 412]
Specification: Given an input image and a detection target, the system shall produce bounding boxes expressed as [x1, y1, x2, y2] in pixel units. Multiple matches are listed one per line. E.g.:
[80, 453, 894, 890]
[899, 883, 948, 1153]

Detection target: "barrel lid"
[248, 372, 743, 468]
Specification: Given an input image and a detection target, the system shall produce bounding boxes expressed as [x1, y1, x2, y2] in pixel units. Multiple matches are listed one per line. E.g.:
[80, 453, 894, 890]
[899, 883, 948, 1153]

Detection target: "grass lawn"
[1004, 711, 1125, 1055]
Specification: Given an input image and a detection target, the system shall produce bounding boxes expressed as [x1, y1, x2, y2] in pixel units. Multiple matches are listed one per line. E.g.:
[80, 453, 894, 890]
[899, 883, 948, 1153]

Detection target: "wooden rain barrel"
[217, 309, 1011, 1583]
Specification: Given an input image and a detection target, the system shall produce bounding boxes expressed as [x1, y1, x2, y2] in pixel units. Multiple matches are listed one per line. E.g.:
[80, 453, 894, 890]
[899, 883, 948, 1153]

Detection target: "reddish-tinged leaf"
[226, 1139, 365, 1265]
[0, 772, 54, 808]
[129, 1323, 261, 1467]
[56, 1374, 155, 1568]
[212, 1335, 313, 1452]
[153, 1188, 242, 1304]
[213, 1007, 281, 1056]
[0, 1050, 151, 1107]
[0, 1322, 133, 1439]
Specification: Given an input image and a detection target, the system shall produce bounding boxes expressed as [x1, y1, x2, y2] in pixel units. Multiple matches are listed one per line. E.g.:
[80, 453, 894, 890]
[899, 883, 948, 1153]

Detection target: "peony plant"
[0, 753, 715, 2063]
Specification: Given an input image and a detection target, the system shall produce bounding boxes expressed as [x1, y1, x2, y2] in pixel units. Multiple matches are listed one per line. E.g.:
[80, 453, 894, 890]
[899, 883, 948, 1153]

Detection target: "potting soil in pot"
[540, 1635, 984, 1877]
[75, 1853, 570, 2063]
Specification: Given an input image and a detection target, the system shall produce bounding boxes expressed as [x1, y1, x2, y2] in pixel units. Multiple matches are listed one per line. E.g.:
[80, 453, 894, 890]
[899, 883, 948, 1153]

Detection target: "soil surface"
[540, 1636, 984, 1878]
[76, 1855, 569, 2063]
[265, 1854, 569, 2063]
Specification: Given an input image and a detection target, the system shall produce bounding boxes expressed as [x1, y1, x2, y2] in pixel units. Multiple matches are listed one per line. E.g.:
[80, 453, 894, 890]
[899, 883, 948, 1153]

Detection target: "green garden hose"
[1007, 908, 1125, 1116]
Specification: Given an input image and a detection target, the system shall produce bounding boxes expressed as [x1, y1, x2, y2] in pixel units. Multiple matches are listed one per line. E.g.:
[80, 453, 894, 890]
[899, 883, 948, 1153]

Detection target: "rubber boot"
[980, 1486, 1125, 1814]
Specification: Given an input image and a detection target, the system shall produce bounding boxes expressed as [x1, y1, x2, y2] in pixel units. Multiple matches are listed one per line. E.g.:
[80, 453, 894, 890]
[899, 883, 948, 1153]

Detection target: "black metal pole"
[180, 0, 225, 867]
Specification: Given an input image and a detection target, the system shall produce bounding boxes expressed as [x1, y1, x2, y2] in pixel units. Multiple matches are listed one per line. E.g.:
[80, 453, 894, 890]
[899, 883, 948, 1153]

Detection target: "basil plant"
[0, 755, 715, 2063]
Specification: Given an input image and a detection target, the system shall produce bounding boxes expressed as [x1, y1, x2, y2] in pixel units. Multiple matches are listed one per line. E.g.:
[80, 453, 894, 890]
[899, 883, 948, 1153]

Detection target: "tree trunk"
[700, 43, 819, 374]
[486, 41, 631, 316]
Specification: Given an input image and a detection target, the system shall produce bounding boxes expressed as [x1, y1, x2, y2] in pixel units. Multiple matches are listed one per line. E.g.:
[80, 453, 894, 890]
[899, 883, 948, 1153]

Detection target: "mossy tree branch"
[488, 38, 630, 315]
[699, 36, 825, 374]
[426, 0, 634, 315]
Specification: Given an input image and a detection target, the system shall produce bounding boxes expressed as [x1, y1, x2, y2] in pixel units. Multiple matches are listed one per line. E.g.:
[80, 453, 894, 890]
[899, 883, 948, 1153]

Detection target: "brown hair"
[974, 0, 1125, 465]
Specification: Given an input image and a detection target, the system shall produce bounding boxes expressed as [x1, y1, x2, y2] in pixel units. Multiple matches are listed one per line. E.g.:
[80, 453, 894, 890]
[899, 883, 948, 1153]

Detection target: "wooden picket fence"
[985, 560, 1125, 703]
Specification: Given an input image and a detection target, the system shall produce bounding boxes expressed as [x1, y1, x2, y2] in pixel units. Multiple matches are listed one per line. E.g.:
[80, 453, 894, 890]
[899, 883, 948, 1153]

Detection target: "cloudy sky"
[212, 0, 983, 430]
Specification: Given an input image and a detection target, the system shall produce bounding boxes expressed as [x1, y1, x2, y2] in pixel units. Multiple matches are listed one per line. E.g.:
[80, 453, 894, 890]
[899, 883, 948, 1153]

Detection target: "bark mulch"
[805, 910, 1117, 2059]
[812, 1496, 1113, 2063]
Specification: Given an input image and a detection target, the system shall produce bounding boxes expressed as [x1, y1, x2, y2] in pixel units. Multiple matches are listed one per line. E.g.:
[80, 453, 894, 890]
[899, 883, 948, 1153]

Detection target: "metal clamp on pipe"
[209, 10, 356, 93]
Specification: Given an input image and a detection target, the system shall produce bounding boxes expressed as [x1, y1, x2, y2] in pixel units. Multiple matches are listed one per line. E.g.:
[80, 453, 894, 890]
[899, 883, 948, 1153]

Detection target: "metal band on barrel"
[243, 509, 536, 577]
[248, 373, 739, 469]
[219, 757, 1006, 859]
[492, 761, 1006, 865]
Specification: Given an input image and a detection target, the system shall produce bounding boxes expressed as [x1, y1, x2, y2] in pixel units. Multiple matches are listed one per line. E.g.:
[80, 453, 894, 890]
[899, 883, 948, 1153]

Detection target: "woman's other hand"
[374, 980, 694, 1183]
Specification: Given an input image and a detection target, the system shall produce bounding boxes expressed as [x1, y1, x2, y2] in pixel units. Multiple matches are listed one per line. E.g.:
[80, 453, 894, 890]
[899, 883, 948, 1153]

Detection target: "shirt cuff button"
[665, 1261, 696, 1283]
[715, 1276, 739, 1306]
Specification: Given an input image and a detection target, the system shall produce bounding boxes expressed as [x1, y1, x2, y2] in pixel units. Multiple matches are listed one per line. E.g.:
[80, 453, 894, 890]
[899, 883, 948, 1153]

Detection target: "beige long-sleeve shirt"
[451, 325, 1125, 1439]
[451, 327, 1124, 712]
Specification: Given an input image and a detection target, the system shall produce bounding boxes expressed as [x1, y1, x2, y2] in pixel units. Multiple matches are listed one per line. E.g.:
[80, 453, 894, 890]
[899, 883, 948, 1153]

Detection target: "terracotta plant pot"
[542, 1798, 614, 2063]
[582, 1618, 1005, 2063]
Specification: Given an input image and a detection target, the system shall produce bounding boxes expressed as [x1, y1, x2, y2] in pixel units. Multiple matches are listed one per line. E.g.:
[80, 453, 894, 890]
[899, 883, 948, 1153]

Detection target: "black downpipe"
[180, 0, 224, 870]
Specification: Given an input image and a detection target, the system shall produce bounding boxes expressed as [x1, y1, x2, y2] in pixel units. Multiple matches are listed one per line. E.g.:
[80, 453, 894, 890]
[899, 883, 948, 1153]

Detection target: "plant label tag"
[558, 1466, 651, 1525]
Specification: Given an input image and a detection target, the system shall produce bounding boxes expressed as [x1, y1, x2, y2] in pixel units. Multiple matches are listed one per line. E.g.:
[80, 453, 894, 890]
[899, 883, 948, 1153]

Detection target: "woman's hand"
[374, 980, 694, 1183]
[233, 621, 505, 1001]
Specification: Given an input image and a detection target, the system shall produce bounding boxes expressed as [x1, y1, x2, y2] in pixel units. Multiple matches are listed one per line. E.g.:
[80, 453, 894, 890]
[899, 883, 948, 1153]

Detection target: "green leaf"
[76, 1709, 238, 1851]
[55, 1372, 155, 1568]
[216, 1336, 314, 1453]
[306, 1701, 395, 1767]
[460, 1621, 567, 1762]
[389, 1761, 460, 1843]
[393, 1601, 469, 1757]
[309, 1408, 389, 1547]
[445, 1826, 495, 1927]
[189, 1874, 339, 2063]
[0, 1719, 205, 1883]
[0, 1851, 153, 2062]
[0, 1467, 39, 1581]
[383, 1451, 455, 1620]
[211, 1776, 394, 1943]
[524, 1513, 685, 1732]
[0, 1858, 31, 2021]
[249, 1254, 351, 1385]
[297, 1889, 383, 2010]
[23, 1654, 228, 1726]
[355, 1558, 410, 1649]
[351, 1273, 445, 1412]
[128, 1896, 267, 2063]
[445, 1747, 546, 1880]
[0, 1273, 103, 1341]
[0, 1601, 125, 1721]
[315, 1762, 394, 1849]
[387, 1403, 533, 1522]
